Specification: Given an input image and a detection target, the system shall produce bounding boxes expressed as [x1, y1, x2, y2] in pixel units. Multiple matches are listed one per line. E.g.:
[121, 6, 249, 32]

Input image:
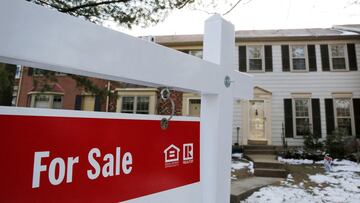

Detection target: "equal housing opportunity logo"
[163, 143, 193, 168]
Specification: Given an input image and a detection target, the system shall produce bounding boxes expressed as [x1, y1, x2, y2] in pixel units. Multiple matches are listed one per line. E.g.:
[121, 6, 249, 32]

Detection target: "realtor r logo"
[183, 143, 193, 164]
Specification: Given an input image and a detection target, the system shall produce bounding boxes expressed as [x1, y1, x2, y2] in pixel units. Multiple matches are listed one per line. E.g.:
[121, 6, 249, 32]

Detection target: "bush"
[325, 128, 347, 158]
[303, 132, 323, 151]
[278, 147, 324, 161]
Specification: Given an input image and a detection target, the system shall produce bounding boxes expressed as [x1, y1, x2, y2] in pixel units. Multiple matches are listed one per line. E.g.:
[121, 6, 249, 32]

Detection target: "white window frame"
[247, 45, 265, 72]
[116, 88, 157, 114]
[333, 97, 355, 136]
[28, 92, 64, 109]
[290, 45, 308, 72]
[187, 98, 201, 117]
[292, 97, 313, 138]
[120, 96, 150, 114]
[329, 44, 349, 71]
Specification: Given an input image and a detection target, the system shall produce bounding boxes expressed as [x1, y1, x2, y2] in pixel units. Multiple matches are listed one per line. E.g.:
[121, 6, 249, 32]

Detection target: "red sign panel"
[0, 114, 200, 202]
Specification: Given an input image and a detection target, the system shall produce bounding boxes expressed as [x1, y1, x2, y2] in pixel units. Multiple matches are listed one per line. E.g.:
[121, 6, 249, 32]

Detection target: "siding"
[232, 42, 360, 146]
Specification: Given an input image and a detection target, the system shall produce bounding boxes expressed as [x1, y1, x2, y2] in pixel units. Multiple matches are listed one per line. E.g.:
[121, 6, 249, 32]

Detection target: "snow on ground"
[242, 159, 360, 203]
[231, 160, 254, 173]
[278, 157, 314, 165]
[232, 153, 243, 159]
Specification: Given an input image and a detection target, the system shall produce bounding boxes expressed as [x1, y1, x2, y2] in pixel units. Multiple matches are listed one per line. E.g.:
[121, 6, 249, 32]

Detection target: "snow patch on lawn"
[242, 186, 319, 203]
[243, 160, 360, 203]
[278, 157, 314, 165]
[309, 174, 339, 184]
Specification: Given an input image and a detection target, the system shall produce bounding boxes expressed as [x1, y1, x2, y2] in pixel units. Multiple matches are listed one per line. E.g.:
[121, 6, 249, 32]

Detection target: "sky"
[106, 0, 360, 37]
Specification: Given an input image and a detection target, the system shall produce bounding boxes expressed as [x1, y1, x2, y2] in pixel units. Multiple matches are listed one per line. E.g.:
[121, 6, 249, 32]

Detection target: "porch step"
[248, 140, 267, 145]
[254, 168, 288, 178]
[254, 162, 285, 169]
[245, 155, 288, 178]
[243, 145, 276, 150]
[244, 149, 276, 155]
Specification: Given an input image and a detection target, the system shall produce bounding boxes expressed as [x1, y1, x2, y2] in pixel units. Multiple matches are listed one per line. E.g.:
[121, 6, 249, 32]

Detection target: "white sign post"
[0, 0, 253, 202]
[201, 15, 248, 203]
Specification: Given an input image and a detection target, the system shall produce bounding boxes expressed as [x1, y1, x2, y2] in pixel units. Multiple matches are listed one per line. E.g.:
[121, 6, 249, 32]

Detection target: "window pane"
[335, 99, 351, 117]
[291, 46, 305, 58]
[136, 96, 149, 114]
[248, 46, 262, 58]
[296, 118, 310, 136]
[249, 59, 262, 70]
[337, 118, 352, 135]
[331, 45, 345, 57]
[293, 59, 306, 70]
[34, 95, 50, 108]
[52, 95, 63, 109]
[121, 97, 134, 113]
[295, 99, 309, 117]
[332, 58, 346, 70]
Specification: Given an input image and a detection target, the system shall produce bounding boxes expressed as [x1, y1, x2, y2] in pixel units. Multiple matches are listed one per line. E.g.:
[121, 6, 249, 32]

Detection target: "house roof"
[154, 26, 360, 45]
[30, 83, 65, 93]
[333, 24, 360, 34]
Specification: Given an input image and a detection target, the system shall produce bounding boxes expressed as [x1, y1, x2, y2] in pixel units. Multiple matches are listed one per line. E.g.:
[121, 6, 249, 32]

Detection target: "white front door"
[249, 100, 266, 140]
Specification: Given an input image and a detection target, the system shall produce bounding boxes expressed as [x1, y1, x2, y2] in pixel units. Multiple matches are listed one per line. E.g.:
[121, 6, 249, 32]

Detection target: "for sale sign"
[0, 112, 200, 202]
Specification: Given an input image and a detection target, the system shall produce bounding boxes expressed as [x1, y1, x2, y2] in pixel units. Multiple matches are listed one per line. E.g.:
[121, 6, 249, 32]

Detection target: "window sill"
[248, 70, 265, 73]
[290, 70, 309, 73]
[330, 69, 349, 72]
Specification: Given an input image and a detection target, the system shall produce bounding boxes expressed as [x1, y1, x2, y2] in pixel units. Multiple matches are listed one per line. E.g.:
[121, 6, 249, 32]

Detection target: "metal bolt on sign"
[160, 88, 175, 130]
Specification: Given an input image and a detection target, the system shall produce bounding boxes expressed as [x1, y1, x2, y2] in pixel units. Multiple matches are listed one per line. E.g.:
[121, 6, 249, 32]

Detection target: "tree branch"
[59, 0, 130, 13]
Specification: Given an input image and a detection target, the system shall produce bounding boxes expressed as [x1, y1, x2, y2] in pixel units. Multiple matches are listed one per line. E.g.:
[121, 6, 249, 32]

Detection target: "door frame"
[248, 99, 266, 141]
[242, 86, 272, 145]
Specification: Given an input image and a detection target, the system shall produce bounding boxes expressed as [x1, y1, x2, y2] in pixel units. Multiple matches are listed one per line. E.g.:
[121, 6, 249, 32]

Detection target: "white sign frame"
[0, 0, 253, 202]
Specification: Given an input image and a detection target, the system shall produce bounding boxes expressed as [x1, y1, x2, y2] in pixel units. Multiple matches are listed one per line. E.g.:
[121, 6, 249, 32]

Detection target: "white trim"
[27, 91, 64, 95]
[0, 106, 200, 122]
[290, 45, 309, 72]
[329, 44, 349, 72]
[29, 93, 64, 109]
[116, 90, 157, 114]
[123, 182, 201, 203]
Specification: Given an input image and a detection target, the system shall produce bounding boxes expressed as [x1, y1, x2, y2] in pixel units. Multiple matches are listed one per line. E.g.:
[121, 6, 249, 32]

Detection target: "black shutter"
[281, 45, 290, 72]
[94, 96, 101, 111]
[325, 99, 335, 135]
[265, 45, 273, 72]
[320, 45, 330, 71]
[238, 46, 247, 72]
[308, 45, 317, 72]
[284, 99, 293, 138]
[311, 99, 322, 137]
[347, 44, 358, 71]
[27, 67, 33, 76]
[74, 95, 82, 110]
[353, 99, 360, 138]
